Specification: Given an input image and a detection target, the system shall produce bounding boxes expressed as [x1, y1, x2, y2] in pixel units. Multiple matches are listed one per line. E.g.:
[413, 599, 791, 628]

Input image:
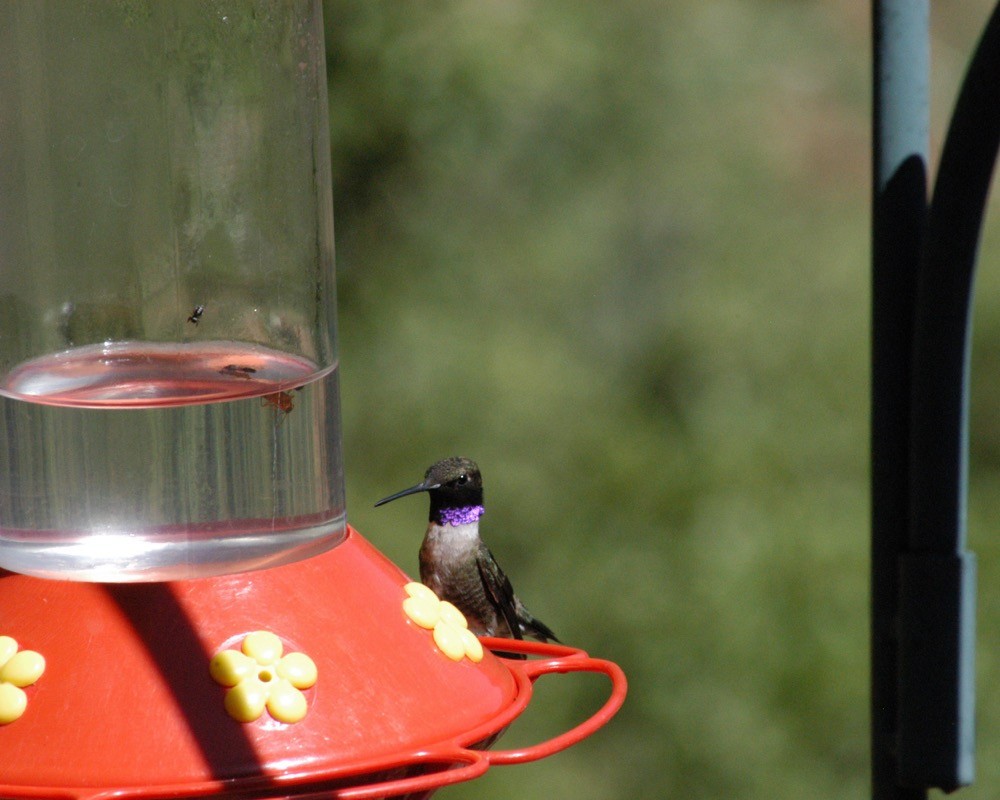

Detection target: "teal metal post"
[871, 1, 929, 797]
[874, 1, 1000, 795]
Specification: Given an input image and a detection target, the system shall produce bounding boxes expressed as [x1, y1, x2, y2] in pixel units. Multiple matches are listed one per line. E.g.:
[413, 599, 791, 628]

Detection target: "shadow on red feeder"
[0, 527, 626, 799]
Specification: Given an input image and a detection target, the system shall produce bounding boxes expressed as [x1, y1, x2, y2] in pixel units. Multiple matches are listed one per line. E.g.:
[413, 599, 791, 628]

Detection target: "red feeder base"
[0, 526, 625, 799]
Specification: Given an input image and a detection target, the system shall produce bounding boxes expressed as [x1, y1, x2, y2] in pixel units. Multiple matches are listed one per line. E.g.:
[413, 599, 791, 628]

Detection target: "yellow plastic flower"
[0, 635, 45, 725]
[402, 582, 484, 663]
[210, 631, 317, 724]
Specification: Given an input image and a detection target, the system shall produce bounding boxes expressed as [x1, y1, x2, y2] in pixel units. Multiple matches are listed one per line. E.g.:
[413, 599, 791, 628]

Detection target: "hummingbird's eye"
[456, 473, 468, 485]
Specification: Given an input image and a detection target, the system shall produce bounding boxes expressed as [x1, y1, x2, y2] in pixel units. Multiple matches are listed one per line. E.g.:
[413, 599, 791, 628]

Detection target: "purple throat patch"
[439, 505, 485, 526]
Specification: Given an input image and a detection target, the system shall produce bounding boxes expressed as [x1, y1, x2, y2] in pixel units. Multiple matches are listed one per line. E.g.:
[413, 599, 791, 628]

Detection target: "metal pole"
[898, 0, 1000, 789]
[875, 1, 1000, 794]
[871, 1, 928, 798]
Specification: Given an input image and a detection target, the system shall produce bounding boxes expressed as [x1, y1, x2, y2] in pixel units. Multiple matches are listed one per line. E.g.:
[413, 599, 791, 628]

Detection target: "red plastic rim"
[321, 640, 629, 800]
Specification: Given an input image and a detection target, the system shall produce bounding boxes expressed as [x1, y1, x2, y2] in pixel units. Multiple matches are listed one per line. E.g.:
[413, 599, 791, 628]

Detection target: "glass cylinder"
[0, 1, 345, 581]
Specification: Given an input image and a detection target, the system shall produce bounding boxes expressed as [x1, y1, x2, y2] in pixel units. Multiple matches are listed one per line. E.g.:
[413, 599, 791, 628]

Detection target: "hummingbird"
[375, 457, 559, 644]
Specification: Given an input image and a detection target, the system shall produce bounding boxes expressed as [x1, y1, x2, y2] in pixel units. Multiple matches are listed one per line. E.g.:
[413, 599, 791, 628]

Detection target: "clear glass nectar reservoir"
[0, 2, 344, 580]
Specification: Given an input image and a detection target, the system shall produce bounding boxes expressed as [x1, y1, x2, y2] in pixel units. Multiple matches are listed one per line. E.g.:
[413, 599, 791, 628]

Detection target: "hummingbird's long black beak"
[374, 480, 441, 507]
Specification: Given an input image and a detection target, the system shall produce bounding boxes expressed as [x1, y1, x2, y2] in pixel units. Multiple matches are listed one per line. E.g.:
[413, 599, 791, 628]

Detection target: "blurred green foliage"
[323, 1, 1000, 798]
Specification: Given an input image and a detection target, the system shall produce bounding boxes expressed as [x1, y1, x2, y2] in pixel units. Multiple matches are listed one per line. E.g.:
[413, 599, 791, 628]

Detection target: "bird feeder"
[0, 4, 626, 798]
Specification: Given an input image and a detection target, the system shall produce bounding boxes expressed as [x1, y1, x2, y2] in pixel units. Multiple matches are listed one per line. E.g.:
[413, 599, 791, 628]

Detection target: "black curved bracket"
[873, 1, 1000, 796]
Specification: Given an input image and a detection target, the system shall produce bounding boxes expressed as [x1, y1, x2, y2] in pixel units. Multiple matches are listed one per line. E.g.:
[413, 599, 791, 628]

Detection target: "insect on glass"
[220, 364, 257, 379]
[261, 390, 295, 415]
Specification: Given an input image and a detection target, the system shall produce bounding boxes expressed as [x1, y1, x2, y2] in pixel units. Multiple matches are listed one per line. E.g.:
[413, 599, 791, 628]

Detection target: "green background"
[324, 2, 1000, 798]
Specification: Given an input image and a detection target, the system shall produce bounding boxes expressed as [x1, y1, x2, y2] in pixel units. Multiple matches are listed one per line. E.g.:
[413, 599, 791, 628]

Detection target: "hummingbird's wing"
[476, 546, 524, 640]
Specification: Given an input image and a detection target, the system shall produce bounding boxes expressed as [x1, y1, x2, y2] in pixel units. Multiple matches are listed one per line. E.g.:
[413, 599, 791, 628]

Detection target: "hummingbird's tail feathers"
[519, 611, 560, 644]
